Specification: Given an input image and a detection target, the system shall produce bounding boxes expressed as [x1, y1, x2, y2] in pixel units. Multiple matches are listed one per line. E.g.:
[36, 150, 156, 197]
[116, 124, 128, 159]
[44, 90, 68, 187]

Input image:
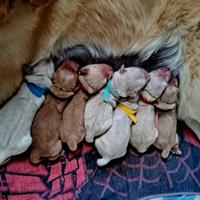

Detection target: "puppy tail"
[85, 135, 94, 143]
[161, 148, 170, 159]
[30, 151, 41, 164]
[97, 158, 111, 166]
[67, 140, 78, 152]
[171, 144, 182, 155]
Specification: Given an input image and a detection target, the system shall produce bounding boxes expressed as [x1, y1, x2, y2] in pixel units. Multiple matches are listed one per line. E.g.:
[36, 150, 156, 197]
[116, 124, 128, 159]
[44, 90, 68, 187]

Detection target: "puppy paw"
[97, 158, 111, 166]
[30, 151, 41, 164]
[68, 141, 77, 152]
[85, 135, 94, 143]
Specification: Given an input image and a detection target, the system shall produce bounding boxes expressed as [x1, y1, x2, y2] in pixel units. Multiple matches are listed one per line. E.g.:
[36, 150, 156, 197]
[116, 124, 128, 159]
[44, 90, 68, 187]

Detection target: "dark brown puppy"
[60, 64, 113, 151]
[30, 60, 79, 164]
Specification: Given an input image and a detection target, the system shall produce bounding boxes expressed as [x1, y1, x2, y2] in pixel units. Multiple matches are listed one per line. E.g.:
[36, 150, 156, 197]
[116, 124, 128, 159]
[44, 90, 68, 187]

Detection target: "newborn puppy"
[95, 68, 149, 166]
[30, 60, 79, 164]
[85, 65, 149, 143]
[154, 78, 178, 110]
[50, 60, 79, 98]
[130, 68, 171, 153]
[141, 67, 171, 103]
[154, 78, 182, 158]
[60, 64, 113, 151]
[0, 57, 54, 165]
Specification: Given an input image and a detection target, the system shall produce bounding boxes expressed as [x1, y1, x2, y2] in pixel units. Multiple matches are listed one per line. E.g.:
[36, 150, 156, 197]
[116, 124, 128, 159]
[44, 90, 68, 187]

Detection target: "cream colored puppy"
[95, 67, 149, 166]
[0, 57, 55, 165]
[95, 101, 137, 167]
[154, 78, 182, 158]
[85, 65, 149, 143]
[130, 68, 171, 153]
[130, 100, 158, 153]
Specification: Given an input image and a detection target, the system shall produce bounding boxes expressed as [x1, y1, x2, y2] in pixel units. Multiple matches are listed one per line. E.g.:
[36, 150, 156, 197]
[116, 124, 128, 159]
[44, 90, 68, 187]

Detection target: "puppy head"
[112, 65, 149, 98]
[78, 64, 113, 94]
[161, 77, 178, 103]
[155, 77, 178, 110]
[23, 56, 55, 88]
[50, 60, 79, 98]
[141, 67, 171, 102]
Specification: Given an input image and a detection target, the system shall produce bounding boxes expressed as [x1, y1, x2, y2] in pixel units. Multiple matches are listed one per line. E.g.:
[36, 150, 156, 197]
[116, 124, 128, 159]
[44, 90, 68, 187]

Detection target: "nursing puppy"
[50, 60, 79, 98]
[60, 64, 113, 151]
[84, 65, 123, 143]
[85, 65, 149, 143]
[0, 0, 200, 141]
[154, 78, 182, 158]
[95, 68, 149, 166]
[30, 60, 79, 164]
[0, 57, 54, 165]
[141, 68, 171, 103]
[130, 68, 171, 153]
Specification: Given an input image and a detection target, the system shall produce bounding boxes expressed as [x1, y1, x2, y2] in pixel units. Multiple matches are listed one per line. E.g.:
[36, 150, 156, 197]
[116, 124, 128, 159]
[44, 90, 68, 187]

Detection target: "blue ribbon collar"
[26, 82, 48, 98]
[103, 80, 119, 102]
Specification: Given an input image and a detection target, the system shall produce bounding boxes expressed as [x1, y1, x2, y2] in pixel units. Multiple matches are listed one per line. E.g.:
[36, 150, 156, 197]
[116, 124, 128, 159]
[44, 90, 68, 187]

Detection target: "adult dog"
[0, 0, 200, 139]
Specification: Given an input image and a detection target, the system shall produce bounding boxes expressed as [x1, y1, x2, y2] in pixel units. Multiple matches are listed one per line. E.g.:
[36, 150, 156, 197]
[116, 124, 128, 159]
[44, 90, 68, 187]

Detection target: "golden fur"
[0, 0, 200, 138]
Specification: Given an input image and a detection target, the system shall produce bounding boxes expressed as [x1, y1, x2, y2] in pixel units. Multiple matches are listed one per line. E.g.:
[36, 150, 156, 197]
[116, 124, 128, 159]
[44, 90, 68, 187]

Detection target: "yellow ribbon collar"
[118, 103, 137, 123]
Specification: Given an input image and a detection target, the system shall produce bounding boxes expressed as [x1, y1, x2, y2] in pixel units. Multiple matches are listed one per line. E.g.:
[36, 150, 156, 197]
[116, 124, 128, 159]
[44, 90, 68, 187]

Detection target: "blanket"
[0, 122, 200, 200]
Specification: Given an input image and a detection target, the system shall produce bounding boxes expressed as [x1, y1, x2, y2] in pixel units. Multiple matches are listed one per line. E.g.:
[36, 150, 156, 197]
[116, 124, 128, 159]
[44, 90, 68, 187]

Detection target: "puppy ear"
[23, 64, 33, 75]
[169, 77, 178, 87]
[119, 64, 126, 74]
[102, 65, 113, 79]
[107, 71, 113, 79]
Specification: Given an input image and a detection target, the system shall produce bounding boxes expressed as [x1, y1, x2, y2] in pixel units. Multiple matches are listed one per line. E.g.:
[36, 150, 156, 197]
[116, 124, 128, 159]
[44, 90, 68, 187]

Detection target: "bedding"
[0, 122, 199, 200]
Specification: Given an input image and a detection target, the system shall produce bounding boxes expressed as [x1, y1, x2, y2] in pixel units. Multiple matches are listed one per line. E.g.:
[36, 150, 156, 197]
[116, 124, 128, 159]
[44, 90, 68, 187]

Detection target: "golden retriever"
[0, 0, 200, 139]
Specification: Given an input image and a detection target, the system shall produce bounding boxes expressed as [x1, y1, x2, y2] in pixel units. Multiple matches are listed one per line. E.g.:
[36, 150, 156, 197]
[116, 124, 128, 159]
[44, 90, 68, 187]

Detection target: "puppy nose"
[79, 68, 89, 75]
